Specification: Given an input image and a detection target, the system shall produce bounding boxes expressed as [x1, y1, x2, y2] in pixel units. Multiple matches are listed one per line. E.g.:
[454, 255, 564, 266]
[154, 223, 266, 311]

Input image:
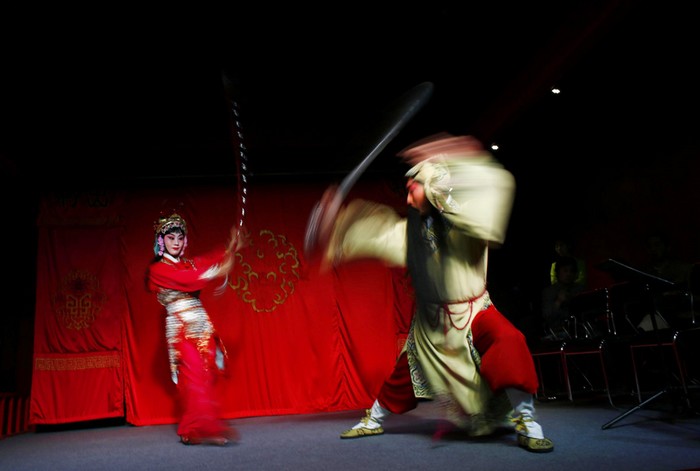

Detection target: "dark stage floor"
[2, 392, 699, 471]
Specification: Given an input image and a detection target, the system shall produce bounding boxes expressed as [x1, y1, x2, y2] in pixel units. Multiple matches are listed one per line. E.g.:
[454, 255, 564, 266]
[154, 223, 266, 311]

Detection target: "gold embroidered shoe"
[517, 435, 554, 453]
[340, 409, 385, 439]
[513, 416, 554, 453]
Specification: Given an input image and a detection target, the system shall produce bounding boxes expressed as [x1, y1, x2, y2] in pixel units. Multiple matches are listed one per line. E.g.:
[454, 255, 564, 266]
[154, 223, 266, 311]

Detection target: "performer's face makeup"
[406, 178, 430, 215]
[164, 232, 185, 257]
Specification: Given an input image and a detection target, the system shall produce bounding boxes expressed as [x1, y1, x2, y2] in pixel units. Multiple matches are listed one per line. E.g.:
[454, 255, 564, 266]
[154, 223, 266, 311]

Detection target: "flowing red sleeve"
[147, 249, 227, 293]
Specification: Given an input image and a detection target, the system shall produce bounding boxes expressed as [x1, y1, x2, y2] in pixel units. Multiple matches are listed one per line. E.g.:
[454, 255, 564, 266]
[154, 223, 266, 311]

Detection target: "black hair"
[163, 226, 185, 236]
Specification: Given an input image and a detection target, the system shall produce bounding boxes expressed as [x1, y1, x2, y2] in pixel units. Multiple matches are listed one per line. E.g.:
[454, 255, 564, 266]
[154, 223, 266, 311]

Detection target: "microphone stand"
[597, 259, 692, 429]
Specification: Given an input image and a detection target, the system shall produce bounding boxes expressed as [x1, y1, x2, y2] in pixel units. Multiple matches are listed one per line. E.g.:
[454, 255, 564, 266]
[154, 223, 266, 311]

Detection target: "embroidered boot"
[340, 400, 390, 439]
[506, 388, 554, 453]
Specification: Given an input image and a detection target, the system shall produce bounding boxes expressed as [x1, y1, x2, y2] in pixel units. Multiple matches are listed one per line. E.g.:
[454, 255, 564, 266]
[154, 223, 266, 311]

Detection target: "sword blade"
[304, 82, 434, 258]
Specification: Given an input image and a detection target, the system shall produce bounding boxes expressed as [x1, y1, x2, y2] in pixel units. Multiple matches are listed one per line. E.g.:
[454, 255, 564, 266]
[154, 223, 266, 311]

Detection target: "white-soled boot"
[340, 400, 390, 439]
[506, 388, 554, 453]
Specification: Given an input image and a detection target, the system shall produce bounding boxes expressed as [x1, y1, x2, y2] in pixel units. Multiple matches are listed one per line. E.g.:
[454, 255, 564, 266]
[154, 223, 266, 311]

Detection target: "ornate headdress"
[154, 213, 187, 236]
[400, 133, 515, 244]
[401, 134, 484, 213]
[153, 213, 188, 257]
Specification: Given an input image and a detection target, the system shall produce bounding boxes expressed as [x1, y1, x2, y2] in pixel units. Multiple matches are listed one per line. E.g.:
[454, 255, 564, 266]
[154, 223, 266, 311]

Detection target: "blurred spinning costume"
[147, 213, 237, 445]
[311, 133, 553, 452]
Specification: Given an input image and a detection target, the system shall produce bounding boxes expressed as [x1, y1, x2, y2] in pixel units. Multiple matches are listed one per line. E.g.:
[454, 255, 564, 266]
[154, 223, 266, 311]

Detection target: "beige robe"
[325, 156, 516, 423]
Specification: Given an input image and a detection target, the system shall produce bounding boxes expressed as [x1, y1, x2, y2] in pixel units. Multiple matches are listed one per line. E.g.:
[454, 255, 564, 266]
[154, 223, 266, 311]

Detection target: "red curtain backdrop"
[31, 219, 127, 424]
[31, 179, 414, 426]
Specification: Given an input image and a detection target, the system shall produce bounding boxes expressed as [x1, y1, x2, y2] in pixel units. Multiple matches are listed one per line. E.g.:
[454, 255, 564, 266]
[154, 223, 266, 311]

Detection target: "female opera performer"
[147, 212, 239, 445]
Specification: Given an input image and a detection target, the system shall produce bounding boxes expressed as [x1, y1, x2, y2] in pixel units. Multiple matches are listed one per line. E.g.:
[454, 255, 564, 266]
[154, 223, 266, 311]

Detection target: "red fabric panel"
[31, 224, 126, 424]
[35, 179, 415, 426]
[30, 352, 123, 424]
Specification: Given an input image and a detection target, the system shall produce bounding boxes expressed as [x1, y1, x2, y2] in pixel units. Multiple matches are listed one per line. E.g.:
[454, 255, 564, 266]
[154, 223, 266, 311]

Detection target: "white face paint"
[164, 232, 185, 258]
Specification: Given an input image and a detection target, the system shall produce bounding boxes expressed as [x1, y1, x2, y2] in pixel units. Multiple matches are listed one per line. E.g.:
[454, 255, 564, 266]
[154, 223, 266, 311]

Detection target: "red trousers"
[378, 304, 539, 414]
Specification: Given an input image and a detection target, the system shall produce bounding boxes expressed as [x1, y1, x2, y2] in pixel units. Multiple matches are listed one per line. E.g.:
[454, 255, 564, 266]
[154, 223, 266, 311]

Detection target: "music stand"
[597, 259, 688, 429]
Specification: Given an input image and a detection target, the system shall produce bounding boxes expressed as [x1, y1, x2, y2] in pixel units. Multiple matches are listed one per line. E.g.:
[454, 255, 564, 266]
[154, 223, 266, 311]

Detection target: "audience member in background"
[550, 236, 586, 287]
[541, 256, 586, 340]
[637, 232, 693, 330]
